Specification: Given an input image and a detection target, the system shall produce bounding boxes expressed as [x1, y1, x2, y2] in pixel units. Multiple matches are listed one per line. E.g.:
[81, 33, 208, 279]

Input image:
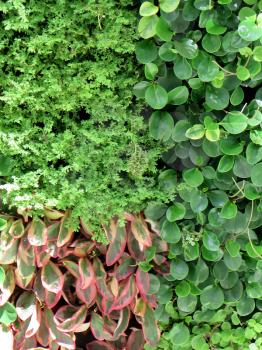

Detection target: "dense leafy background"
[0, 0, 166, 240]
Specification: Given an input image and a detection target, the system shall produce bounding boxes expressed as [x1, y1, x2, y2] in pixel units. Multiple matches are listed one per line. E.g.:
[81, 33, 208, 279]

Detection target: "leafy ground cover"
[0, 0, 262, 349]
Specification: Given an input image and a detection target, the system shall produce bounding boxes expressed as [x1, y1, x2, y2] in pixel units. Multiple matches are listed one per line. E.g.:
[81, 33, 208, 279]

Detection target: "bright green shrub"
[0, 0, 167, 240]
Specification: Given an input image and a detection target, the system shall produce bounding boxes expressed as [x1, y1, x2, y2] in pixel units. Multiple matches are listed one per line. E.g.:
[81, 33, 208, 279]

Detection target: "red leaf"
[93, 258, 113, 301]
[45, 309, 75, 349]
[62, 260, 80, 278]
[106, 224, 126, 267]
[126, 329, 145, 350]
[57, 305, 87, 333]
[86, 340, 115, 350]
[127, 228, 144, 261]
[90, 313, 113, 341]
[142, 303, 160, 347]
[57, 210, 74, 247]
[112, 307, 130, 340]
[9, 219, 25, 239]
[110, 276, 136, 312]
[114, 256, 136, 282]
[76, 279, 97, 307]
[131, 215, 151, 247]
[41, 261, 64, 293]
[28, 218, 48, 247]
[136, 268, 150, 296]
[36, 310, 49, 347]
[79, 258, 94, 289]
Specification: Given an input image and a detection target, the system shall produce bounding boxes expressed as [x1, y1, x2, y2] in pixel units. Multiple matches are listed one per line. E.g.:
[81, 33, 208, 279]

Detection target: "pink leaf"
[110, 276, 136, 312]
[106, 224, 126, 267]
[28, 219, 48, 247]
[57, 210, 74, 248]
[41, 261, 64, 294]
[79, 258, 94, 289]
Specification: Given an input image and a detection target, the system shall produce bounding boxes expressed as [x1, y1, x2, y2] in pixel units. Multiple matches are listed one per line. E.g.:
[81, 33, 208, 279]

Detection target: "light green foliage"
[0, 0, 166, 240]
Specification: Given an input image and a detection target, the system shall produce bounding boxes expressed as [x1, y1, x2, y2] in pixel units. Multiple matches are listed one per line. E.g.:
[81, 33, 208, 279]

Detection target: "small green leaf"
[135, 40, 158, 64]
[145, 85, 168, 109]
[156, 17, 173, 42]
[220, 201, 237, 219]
[138, 16, 158, 39]
[238, 19, 262, 42]
[202, 34, 221, 53]
[175, 281, 191, 297]
[221, 111, 248, 134]
[170, 259, 189, 280]
[174, 39, 198, 59]
[166, 203, 186, 221]
[185, 124, 205, 140]
[173, 56, 192, 80]
[159, 0, 180, 13]
[0, 302, 17, 326]
[168, 86, 189, 105]
[149, 111, 174, 141]
[183, 168, 204, 187]
[144, 63, 158, 80]
[225, 240, 241, 257]
[236, 65, 250, 81]
[253, 46, 262, 62]
[203, 230, 220, 251]
[161, 220, 181, 243]
[230, 87, 244, 106]
[206, 19, 227, 35]
[0, 218, 7, 231]
[200, 285, 224, 310]
[217, 155, 234, 173]
[139, 1, 159, 16]
[251, 162, 262, 186]
[206, 86, 229, 110]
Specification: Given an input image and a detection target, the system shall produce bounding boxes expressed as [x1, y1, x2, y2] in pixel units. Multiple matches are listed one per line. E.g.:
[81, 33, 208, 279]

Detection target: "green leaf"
[0, 267, 5, 287]
[177, 294, 198, 313]
[183, 168, 204, 187]
[251, 162, 262, 186]
[139, 2, 159, 16]
[202, 34, 221, 53]
[198, 58, 219, 82]
[217, 155, 234, 173]
[253, 46, 262, 62]
[158, 169, 177, 193]
[236, 293, 255, 316]
[169, 323, 190, 345]
[222, 111, 248, 134]
[156, 17, 173, 42]
[145, 85, 168, 109]
[161, 220, 181, 243]
[174, 39, 198, 59]
[166, 203, 186, 221]
[0, 156, 13, 176]
[248, 110, 262, 127]
[220, 201, 237, 219]
[173, 56, 192, 80]
[170, 258, 189, 280]
[200, 285, 224, 310]
[238, 19, 262, 42]
[175, 281, 191, 297]
[41, 261, 64, 293]
[168, 86, 189, 105]
[144, 62, 158, 80]
[0, 303, 17, 326]
[185, 124, 205, 140]
[203, 230, 220, 251]
[225, 240, 241, 257]
[230, 87, 244, 106]
[236, 65, 250, 81]
[138, 15, 158, 39]
[135, 40, 158, 64]
[206, 86, 229, 110]
[159, 0, 180, 13]
[149, 111, 174, 141]
[206, 19, 227, 35]
[190, 191, 208, 213]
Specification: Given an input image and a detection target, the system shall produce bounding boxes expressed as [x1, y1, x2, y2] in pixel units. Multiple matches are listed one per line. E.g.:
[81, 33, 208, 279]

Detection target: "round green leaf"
[230, 87, 244, 106]
[225, 240, 241, 257]
[158, 169, 177, 193]
[185, 124, 205, 140]
[202, 34, 221, 53]
[183, 168, 204, 187]
[135, 40, 158, 64]
[0, 302, 17, 326]
[236, 65, 250, 81]
[200, 285, 224, 310]
[206, 86, 229, 110]
[203, 230, 220, 251]
[170, 258, 189, 280]
[217, 155, 234, 173]
[174, 39, 198, 59]
[149, 111, 174, 141]
[222, 111, 248, 134]
[198, 59, 219, 82]
[161, 220, 181, 243]
[138, 15, 158, 39]
[238, 19, 262, 42]
[175, 280, 191, 297]
[168, 86, 189, 105]
[206, 19, 227, 35]
[236, 293, 255, 316]
[220, 201, 237, 219]
[0, 218, 7, 231]
[145, 85, 168, 109]
[190, 191, 208, 213]
[173, 56, 192, 80]
[159, 0, 180, 13]
[251, 162, 262, 186]
[139, 1, 159, 16]
[156, 17, 173, 42]
[177, 294, 198, 313]
[169, 323, 190, 345]
[224, 251, 242, 271]
[166, 203, 186, 221]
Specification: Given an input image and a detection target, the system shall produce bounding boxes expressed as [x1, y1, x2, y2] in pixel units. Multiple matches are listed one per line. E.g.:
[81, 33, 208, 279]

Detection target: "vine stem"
[212, 61, 235, 76]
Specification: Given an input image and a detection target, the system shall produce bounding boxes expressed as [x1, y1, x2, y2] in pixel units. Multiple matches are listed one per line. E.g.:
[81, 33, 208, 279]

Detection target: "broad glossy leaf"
[149, 111, 174, 141]
[222, 111, 248, 134]
[78, 258, 95, 290]
[169, 323, 190, 345]
[168, 86, 189, 105]
[138, 16, 158, 39]
[9, 219, 25, 239]
[159, 0, 180, 12]
[251, 162, 262, 186]
[86, 341, 115, 350]
[206, 86, 229, 110]
[174, 39, 198, 59]
[139, 1, 158, 16]
[145, 85, 168, 109]
[203, 230, 220, 251]
[170, 258, 189, 280]
[200, 285, 224, 310]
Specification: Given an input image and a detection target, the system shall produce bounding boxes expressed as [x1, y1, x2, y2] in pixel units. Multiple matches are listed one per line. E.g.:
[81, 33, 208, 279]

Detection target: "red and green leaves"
[79, 258, 94, 289]
[57, 211, 74, 247]
[28, 219, 47, 247]
[106, 223, 127, 267]
[41, 261, 64, 293]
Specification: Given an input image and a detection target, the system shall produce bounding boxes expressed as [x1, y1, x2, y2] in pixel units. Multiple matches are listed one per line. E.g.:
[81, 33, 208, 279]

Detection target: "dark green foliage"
[0, 0, 166, 240]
